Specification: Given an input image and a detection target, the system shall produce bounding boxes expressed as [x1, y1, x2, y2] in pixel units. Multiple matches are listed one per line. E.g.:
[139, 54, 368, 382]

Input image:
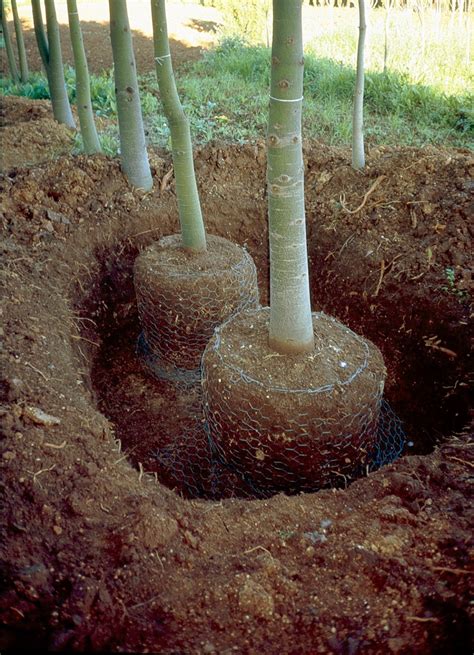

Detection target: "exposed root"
[340, 175, 386, 214]
[24, 361, 49, 381]
[373, 254, 403, 297]
[160, 166, 174, 192]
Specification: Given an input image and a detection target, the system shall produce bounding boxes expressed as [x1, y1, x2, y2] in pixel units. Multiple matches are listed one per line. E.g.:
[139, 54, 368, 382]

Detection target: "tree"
[33, 0, 76, 128]
[150, 0, 206, 251]
[31, 0, 49, 72]
[11, 0, 29, 82]
[352, 0, 366, 170]
[108, 0, 152, 190]
[1, 0, 20, 82]
[66, 0, 101, 154]
[134, 1, 259, 382]
[383, 0, 393, 73]
[267, 0, 314, 353]
[202, 0, 386, 495]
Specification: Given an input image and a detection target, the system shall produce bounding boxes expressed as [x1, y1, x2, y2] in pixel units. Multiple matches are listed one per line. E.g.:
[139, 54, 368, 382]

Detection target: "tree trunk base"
[202, 307, 387, 493]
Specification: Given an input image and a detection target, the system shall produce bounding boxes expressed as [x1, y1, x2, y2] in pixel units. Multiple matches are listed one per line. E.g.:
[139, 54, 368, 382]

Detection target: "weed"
[441, 267, 469, 301]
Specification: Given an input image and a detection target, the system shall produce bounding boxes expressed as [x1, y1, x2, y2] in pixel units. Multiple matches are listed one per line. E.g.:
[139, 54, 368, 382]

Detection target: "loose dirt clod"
[23, 406, 61, 426]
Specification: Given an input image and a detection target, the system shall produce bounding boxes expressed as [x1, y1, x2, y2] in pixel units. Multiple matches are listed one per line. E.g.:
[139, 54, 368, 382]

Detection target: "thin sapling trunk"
[44, 0, 76, 128]
[267, 0, 314, 354]
[67, 0, 101, 154]
[352, 0, 366, 170]
[1, 1, 20, 82]
[11, 0, 29, 81]
[151, 0, 206, 251]
[109, 0, 152, 191]
[383, 0, 392, 73]
[31, 0, 50, 73]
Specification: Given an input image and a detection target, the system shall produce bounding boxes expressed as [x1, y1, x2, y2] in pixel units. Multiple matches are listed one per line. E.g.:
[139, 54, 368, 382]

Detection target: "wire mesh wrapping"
[134, 233, 259, 385]
[142, 307, 405, 500]
[148, 397, 405, 500]
[200, 307, 400, 494]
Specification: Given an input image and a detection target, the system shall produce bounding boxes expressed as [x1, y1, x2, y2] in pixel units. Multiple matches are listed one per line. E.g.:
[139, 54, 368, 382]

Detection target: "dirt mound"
[0, 96, 75, 171]
[0, 97, 472, 653]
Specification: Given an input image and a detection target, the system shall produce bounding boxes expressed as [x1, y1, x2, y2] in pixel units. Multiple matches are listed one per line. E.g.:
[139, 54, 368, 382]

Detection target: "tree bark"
[1, 1, 20, 82]
[31, 0, 50, 73]
[109, 0, 153, 191]
[44, 0, 76, 128]
[151, 0, 206, 251]
[268, 0, 314, 354]
[352, 0, 366, 170]
[11, 0, 29, 81]
[66, 0, 101, 154]
[383, 0, 392, 73]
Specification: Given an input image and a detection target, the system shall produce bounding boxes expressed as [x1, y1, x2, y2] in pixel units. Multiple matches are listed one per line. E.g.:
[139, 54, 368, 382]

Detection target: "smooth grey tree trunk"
[67, 0, 101, 154]
[383, 0, 392, 74]
[44, 0, 76, 128]
[1, 1, 20, 82]
[352, 0, 366, 170]
[31, 0, 49, 73]
[268, 0, 314, 354]
[31, 0, 49, 72]
[151, 0, 206, 251]
[11, 0, 29, 81]
[109, 0, 152, 190]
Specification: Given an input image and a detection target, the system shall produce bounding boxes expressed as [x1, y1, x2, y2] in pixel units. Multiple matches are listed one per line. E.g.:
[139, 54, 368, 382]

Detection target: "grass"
[1, 10, 472, 154]
[173, 37, 473, 148]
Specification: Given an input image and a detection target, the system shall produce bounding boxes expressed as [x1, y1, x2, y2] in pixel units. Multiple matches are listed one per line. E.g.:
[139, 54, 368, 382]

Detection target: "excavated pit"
[74, 143, 473, 502]
[89, 223, 469, 499]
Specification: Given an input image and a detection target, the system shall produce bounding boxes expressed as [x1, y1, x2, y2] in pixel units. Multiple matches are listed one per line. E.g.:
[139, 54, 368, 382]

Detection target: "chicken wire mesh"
[201, 309, 390, 494]
[149, 398, 405, 500]
[134, 233, 259, 386]
[146, 309, 405, 500]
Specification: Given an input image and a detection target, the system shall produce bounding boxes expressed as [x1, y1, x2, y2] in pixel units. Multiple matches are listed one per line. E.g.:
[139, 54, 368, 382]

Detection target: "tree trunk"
[1, 1, 20, 82]
[44, 0, 76, 128]
[458, 0, 464, 29]
[383, 0, 391, 73]
[31, 0, 50, 73]
[66, 0, 101, 154]
[151, 0, 206, 251]
[11, 0, 29, 81]
[352, 0, 366, 170]
[465, 0, 471, 65]
[268, 0, 314, 354]
[109, 0, 152, 191]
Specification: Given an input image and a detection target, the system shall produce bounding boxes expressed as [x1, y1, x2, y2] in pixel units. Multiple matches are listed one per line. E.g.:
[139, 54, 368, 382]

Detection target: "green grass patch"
[171, 38, 473, 148]
[1, 38, 472, 152]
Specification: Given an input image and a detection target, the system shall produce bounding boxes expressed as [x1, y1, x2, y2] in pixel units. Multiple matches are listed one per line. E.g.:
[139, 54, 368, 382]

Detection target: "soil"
[1, 1, 220, 78]
[0, 95, 473, 654]
[0, 96, 75, 170]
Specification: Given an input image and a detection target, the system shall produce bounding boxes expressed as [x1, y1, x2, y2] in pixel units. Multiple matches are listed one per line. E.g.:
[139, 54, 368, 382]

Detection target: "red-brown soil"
[1, 1, 220, 77]
[0, 96, 473, 653]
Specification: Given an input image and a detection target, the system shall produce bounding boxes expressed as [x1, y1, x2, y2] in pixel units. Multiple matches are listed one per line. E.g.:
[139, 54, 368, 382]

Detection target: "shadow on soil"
[3, 20, 207, 77]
